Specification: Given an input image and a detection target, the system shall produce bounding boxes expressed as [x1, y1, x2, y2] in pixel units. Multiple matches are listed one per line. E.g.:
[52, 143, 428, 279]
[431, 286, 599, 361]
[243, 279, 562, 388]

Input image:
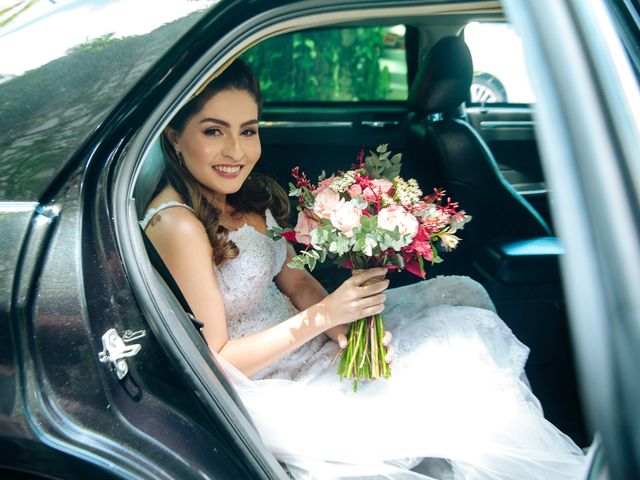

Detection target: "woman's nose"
[221, 135, 243, 161]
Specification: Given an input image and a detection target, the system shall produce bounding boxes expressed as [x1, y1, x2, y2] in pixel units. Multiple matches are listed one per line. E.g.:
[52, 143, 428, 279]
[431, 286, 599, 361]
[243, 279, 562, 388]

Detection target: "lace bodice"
[215, 209, 288, 321]
[217, 209, 332, 380]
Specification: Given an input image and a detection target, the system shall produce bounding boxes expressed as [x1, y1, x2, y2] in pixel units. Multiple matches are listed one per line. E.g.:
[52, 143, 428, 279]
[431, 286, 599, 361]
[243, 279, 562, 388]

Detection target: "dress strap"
[139, 201, 193, 230]
[264, 208, 280, 229]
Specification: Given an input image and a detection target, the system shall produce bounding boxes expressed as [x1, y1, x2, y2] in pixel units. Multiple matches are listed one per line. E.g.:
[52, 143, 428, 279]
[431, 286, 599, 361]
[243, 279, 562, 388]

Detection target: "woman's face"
[168, 88, 261, 199]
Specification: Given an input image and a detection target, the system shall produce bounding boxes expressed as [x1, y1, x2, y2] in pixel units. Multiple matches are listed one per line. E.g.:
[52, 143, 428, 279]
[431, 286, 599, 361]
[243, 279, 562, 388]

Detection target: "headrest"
[407, 36, 473, 115]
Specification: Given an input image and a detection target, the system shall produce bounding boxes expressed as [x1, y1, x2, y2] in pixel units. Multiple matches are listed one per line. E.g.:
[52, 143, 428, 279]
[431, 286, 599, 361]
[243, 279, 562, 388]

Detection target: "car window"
[242, 25, 408, 102]
[0, 0, 218, 201]
[464, 21, 535, 104]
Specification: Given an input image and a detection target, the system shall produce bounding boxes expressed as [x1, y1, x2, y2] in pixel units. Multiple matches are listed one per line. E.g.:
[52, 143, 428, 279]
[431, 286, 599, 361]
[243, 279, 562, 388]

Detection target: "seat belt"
[139, 226, 205, 339]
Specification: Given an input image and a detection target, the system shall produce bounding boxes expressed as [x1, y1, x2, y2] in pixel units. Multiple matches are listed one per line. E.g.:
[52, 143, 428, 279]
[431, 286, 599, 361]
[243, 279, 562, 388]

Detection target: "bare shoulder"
[145, 204, 209, 253]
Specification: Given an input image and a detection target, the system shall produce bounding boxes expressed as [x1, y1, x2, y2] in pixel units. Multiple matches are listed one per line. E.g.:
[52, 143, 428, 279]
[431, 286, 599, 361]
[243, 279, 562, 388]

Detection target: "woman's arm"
[275, 243, 348, 344]
[145, 208, 387, 377]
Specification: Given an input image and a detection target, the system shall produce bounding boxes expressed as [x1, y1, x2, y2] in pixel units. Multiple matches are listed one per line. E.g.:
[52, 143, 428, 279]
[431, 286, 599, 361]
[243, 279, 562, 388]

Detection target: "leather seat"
[405, 35, 551, 271]
[134, 139, 165, 218]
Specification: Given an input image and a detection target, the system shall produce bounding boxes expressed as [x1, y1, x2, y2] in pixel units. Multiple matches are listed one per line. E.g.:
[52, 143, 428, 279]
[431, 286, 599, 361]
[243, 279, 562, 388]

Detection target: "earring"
[176, 151, 185, 167]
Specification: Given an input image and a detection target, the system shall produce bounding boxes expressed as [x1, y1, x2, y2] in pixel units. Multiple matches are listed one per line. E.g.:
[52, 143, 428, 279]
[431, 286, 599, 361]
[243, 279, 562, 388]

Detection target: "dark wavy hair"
[158, 59, 289, 265]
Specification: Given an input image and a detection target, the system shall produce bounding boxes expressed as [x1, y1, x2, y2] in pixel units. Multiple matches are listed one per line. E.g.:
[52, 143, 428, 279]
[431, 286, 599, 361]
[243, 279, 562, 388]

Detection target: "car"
[0, 0, 638, 479]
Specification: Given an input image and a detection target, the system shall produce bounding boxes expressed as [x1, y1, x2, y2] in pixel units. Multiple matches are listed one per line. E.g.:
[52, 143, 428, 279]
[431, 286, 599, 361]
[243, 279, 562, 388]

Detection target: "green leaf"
[287, 257, 305, 270]
[418, 255, 425, 277]
[386, 253, 405, 269]
[266, 226, 293, 240]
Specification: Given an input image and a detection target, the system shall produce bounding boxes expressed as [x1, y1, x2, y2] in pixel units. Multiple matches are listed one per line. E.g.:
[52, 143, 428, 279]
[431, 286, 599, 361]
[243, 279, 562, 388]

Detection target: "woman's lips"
[212, 164, 242, 178]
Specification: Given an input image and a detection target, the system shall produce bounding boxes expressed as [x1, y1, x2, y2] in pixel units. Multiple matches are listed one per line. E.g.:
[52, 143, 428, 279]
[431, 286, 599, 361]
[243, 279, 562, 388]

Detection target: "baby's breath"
[394, 177, 423, 206]
[330, 170, 357, 193]
[380, 193, 394, 208]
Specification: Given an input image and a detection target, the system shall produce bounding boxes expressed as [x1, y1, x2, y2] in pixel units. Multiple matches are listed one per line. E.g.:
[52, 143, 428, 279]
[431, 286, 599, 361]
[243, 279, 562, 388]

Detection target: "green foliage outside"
[242, 27, 398, 102]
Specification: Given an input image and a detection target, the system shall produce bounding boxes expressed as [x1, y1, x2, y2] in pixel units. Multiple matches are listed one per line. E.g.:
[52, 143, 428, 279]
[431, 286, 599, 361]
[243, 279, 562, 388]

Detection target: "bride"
[140, 59, 586, 479]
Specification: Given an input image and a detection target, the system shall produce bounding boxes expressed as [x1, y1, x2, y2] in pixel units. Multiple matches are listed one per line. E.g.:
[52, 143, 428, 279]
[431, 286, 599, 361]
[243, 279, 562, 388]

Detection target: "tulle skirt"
[214, 277, 586, 479]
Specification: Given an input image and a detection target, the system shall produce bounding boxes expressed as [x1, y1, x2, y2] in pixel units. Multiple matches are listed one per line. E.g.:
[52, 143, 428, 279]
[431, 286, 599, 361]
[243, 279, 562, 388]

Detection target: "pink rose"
[361, 178, 393, 202]
[294, 211, 320, 245]
[330, 202, 362, 237]
[361, 187, 377, 202]
[372, 178, 393, 195]
[313, 177, 335, 194]
[378, 205, 419, 238]
[347, 183, 363, 198]
[313, 187, 342, 219]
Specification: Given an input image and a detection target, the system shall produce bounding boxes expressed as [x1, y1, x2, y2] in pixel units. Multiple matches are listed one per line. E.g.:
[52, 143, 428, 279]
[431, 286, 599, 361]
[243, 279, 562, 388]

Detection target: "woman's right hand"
[322, 268, 389, 327]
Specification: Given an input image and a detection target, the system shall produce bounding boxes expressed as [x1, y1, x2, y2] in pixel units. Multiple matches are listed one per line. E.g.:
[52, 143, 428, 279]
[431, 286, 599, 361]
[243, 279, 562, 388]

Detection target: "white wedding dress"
[142, 204, 586, 479]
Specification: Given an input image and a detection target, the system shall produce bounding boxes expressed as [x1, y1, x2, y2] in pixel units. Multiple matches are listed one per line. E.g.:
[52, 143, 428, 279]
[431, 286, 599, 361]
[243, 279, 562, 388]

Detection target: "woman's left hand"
[337, 330, 394, 364]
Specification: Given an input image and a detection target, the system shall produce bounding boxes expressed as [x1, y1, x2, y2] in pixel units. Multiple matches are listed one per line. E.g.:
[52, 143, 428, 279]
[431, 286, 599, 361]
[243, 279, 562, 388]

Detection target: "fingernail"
[339, 339, 347, 348]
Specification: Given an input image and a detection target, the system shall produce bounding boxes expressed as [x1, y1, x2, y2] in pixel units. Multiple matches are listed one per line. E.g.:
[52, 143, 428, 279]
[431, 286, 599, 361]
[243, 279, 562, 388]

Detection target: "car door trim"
[260, 120, 353, 128]
[480, 120, 535, 129]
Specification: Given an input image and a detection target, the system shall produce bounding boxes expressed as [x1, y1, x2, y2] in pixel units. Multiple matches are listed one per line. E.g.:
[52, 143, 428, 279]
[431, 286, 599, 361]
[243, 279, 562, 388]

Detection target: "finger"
[352, 268, 387, 284]
[360, 279, 390, 294]
[382, 330, 393, 346]
[337, 333, 348, 349]
[357, 293, 386, 310]
[361, 303, 385, 317]
[385, 345, 394, 364]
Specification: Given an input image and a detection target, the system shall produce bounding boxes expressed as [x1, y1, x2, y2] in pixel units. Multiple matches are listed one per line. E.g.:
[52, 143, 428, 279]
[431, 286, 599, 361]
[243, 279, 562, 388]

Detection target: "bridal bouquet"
[271, 145, 471, 390]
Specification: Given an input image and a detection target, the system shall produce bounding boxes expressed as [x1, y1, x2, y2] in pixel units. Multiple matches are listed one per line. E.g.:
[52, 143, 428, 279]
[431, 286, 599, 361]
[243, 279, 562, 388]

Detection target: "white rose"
[330, 202, 362, 237]
[378, 205, 419, 239]
[313, 187, 342, 219]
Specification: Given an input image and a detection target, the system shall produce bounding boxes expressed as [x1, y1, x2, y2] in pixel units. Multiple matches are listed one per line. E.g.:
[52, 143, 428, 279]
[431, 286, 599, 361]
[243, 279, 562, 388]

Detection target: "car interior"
[126, 1, 590, 472]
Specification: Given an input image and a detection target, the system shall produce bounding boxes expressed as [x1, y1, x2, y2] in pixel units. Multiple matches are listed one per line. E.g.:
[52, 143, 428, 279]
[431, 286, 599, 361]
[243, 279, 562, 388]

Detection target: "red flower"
[405, 259, 424, 278]
[281, 230, 298, 242]
[291, 166, 315, 190]
[405, 228, 434, 261]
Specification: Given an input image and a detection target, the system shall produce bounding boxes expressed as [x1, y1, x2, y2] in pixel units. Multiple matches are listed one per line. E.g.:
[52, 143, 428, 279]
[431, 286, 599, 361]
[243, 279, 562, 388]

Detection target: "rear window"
[464, 21, 535, 104]
[242, 25, 408, 102]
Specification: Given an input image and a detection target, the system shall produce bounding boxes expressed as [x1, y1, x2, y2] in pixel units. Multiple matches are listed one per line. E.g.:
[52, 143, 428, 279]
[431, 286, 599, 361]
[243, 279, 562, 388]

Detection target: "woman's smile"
[212, 164, 243, 178]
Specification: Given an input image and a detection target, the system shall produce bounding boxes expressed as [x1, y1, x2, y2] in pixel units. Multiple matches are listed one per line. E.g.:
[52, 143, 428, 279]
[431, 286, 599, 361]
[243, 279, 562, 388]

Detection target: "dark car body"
[1, 0, 639, 479]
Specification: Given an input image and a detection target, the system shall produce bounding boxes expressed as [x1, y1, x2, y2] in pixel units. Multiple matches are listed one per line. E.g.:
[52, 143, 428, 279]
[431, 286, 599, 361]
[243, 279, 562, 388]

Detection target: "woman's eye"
[242, 129, 258, 137]
[204, 128, 222, 136]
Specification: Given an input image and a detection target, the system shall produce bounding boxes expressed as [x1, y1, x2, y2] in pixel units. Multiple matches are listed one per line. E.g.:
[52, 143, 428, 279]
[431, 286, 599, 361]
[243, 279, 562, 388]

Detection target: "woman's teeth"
[213, 165, 241, 174]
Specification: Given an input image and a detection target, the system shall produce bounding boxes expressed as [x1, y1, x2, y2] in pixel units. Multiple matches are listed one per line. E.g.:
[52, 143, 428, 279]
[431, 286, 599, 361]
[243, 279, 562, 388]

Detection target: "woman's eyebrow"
[199, 117, 258, 127]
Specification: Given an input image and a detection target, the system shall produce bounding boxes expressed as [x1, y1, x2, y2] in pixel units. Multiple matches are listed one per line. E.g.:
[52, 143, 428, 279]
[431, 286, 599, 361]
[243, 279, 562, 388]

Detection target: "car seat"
[405, 35, 552, 271]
